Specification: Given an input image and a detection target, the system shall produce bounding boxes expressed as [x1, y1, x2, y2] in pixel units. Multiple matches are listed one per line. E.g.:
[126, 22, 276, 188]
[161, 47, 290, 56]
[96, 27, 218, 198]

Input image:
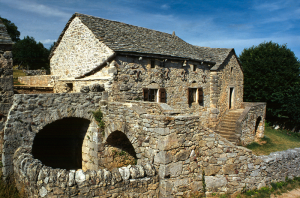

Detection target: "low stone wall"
[258, 148, 300, 184]
[14, 146, 158, 198]
[18, 75, 59, 87]
[237, 102, 266, 145]
[4, 96, 300, 197]
[24, 70, 48, 76]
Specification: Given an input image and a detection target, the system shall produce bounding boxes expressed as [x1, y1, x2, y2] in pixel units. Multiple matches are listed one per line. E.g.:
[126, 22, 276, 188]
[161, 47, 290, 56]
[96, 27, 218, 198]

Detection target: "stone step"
[215, 109, 244, 145]
[218, 129, 236, 134]
[220, 123, 236, 127]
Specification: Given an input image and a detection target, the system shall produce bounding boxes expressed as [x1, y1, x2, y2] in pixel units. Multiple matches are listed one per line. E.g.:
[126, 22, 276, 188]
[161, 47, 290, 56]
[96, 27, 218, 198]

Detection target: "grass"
[185, 177, 300, 198]
[0, 174, 24, 198]
[13, 69, 26, 85]
[246, 125, 300, 156]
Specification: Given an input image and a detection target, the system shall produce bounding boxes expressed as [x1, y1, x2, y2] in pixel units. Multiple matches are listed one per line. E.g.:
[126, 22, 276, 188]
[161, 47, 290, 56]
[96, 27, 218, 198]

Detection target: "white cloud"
[161, 4, 170, 10]
[40, 39, 56, 44]
[0, 0, 70, 20]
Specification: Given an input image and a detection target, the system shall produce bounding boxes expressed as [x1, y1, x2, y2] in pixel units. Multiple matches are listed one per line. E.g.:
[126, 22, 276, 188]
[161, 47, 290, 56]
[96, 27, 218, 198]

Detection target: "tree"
[0, 16, 20, 42]
[239, 41, 300, 121]
[13, 36, 50, 70]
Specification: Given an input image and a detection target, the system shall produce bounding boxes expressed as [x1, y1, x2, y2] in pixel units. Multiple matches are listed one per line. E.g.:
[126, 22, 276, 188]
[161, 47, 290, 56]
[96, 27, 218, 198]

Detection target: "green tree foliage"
[0, 16, 20, 42]
[239, 41, 300, 121]
[13, 36, 50, 70]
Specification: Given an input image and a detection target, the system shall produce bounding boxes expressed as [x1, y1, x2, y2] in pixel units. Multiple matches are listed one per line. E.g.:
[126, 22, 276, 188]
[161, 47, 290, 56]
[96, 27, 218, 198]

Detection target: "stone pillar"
[0, 51, 13, 157]
[209, 71, 220, 128]
[0, 19, 14, 161]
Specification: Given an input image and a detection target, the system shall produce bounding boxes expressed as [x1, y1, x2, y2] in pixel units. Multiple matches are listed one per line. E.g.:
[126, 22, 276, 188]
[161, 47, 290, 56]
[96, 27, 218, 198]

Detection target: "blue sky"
[1, 0, 300, 59]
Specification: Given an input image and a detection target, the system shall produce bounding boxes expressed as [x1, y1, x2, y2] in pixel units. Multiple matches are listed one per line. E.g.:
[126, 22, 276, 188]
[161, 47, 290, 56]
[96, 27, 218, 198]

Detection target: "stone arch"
[99, 130, 137, 171]
[32, 117, 90, 170]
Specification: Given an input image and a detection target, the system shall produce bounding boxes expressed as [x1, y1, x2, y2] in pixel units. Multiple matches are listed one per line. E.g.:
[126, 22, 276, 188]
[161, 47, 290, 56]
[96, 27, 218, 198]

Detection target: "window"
[151, 60, 155, 68]
[191, 64, 196, 71]
[143, 88, 166, 103]
[66, 83, 73, 91]
[187, 87, 203, 105]
[149, 89, 158, 102]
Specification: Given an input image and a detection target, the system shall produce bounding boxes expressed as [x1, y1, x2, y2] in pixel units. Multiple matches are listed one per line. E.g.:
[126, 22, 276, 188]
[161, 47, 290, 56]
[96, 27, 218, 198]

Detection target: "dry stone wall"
[23, 70, 48, 76]
[50, 17, 114, 79]
[14, 146, 158, 198]
[4, 97, 300, 197]
[18, 75, 59, 87]
[0, 50, 13, 159]
[237, 102, 266, 145]
[0, 51, 13, 115]
[2, 92, 103, 176]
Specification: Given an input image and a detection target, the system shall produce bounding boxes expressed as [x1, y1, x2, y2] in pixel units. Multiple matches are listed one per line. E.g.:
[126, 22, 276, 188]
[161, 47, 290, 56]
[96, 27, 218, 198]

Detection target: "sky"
[0, 0, 300, 59]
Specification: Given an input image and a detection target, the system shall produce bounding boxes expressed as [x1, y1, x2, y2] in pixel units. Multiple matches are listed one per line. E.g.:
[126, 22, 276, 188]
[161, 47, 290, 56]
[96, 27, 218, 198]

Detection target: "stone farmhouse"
[47, 13, 265, 145]
[6, 13, 299, 198]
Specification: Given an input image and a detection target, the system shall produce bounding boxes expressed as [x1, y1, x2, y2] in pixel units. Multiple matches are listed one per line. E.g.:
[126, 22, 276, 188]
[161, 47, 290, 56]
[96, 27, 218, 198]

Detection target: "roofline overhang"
[116, 51, 216, 65]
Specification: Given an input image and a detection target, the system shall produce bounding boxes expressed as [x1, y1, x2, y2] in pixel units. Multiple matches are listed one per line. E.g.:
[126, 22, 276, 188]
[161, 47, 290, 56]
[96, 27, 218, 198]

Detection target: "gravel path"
[271, 189, 300, 198]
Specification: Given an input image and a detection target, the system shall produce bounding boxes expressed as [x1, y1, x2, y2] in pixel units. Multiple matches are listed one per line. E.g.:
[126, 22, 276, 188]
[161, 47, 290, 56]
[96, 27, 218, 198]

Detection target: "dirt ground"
[271, 188, 300, 198]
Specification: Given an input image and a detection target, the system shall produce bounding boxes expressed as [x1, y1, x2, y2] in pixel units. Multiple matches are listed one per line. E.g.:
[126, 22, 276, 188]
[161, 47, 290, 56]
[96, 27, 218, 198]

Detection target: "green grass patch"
[13, 69, 26, 85]
[0, 174, 24, 198]
[246, 126, 300, 156]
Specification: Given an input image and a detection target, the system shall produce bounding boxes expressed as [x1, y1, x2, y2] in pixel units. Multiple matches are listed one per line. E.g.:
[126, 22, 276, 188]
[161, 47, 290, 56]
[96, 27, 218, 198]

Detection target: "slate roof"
[50, 13, 234, 68]
[0, 19, 13, 45]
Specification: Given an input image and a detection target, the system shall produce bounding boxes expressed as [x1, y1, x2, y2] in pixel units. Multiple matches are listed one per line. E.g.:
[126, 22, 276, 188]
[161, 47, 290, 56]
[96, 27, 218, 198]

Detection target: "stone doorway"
[32, 117, 90, 170]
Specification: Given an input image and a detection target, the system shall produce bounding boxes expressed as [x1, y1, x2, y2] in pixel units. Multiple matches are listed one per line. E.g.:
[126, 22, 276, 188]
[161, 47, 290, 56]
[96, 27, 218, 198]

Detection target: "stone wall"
[2, 92, 103, 176]
[24, 70, 48, 76]
[0, 50, 13, 159]
[18, 75, 59, 87]
[237, 102, 267, 145]
[14, 146, 158, 198]
[210, 52, 244, 128]
[0, 51, 13, 115]
[5, 96, 291, 197]
[50, 17, 114, 79]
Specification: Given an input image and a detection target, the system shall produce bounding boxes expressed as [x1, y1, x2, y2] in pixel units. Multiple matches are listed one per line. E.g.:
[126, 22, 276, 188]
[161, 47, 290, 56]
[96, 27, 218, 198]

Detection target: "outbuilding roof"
[50, 13, 233, 68]
[0, 19, 13, 45]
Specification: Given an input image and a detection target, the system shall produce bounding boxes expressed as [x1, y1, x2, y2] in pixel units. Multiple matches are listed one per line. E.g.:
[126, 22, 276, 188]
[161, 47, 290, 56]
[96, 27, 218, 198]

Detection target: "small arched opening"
[254, 116, 262, 135]
[99, 131, 137, 171]
[32, 117, 90, 170]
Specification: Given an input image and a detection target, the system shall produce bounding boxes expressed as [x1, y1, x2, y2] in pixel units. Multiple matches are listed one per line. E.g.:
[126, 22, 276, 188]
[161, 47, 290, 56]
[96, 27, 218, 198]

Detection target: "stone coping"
[58, 76, 112, 81]
[236, 102, 267, 139]
[14, 146, 156, 186]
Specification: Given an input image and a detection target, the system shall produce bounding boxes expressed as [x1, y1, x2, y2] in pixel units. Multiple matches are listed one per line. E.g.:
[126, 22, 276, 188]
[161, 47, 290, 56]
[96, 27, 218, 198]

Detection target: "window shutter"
[143, 88, 149, 101]
[187, 88, 191, 104]
[198, 88, 203, 104]
[159, 88, 166, 103]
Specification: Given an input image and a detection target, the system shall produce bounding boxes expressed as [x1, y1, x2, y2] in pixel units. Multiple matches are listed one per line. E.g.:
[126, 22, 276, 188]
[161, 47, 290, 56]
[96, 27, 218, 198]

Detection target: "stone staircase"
[215, 109, 244, 144]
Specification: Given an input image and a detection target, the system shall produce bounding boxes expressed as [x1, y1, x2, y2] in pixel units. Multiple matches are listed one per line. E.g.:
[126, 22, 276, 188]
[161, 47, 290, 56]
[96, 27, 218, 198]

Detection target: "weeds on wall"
[92, 109, 105, 136]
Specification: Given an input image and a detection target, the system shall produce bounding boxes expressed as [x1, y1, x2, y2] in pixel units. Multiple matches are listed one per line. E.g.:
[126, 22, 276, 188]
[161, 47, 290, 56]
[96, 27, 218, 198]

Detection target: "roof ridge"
[74, 12, 181, 40]
[50, 13, 236, 70]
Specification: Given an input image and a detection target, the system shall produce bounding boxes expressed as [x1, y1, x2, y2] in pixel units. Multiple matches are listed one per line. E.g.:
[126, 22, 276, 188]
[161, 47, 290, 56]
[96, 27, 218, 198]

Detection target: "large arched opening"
[32, 117, 90, 170]
[99, 131, 137, 171]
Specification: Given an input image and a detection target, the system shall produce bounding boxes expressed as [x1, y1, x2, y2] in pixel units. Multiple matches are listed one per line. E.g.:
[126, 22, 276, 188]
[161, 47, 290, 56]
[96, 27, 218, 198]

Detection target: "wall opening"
[255, 116, 262, 134]
[32, 117, 90, 170]
[229, 87, 234, 109]
[99, 131, 137, 171]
